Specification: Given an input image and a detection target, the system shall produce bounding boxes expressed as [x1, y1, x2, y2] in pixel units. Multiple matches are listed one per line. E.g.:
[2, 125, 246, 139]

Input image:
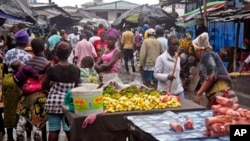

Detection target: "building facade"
[84, 0, 139, 22]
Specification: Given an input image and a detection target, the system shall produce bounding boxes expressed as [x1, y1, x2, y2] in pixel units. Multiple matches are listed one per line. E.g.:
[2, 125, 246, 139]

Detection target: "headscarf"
[192, 32, 212, 51]
[105, 28, 120, 39]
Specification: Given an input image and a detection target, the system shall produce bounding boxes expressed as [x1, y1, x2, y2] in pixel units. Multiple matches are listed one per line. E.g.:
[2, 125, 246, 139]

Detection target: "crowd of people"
[0, 20, 241, 141]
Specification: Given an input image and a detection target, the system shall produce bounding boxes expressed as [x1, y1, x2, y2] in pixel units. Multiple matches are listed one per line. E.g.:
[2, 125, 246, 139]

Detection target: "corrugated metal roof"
[85, 1, 139, 10]
[35, 8, 68, 18]
[29, 3, 56, 8]
[71, 10, 101, 19]
[30, 3, 71, 17]
[207, 8, 250, 21]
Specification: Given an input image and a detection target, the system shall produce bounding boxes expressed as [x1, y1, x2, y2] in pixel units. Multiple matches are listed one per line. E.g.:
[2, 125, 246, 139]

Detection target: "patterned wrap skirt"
[2, 73, 22, 128]
[16, 91, 47, 128]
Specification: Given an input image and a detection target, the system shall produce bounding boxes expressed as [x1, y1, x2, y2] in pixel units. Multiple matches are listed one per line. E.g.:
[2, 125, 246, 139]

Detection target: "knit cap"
[15, 30, 29, 45]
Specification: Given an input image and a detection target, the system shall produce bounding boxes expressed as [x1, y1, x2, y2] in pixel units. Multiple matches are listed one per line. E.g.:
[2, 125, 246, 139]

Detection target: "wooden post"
[203, 0, 208, 27]
[234, 20, 241, 72]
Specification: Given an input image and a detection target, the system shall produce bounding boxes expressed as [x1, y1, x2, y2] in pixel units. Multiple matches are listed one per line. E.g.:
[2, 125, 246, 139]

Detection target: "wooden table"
[62, 99, 206, 141]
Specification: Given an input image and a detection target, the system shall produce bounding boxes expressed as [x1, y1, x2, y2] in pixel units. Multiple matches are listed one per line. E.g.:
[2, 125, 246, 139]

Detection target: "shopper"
[3, 29, 32, 141]
[42, 42, 80, 141]
[121, 25, 135, 74]
[139, 28, 163, 88]
[74, 33, 97, 67]
[16, 38, 49, 141]
[94, 28, 121, 83]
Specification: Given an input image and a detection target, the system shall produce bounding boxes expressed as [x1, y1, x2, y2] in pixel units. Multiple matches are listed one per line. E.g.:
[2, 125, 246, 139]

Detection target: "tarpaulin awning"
[175, 19, 198, 28]
[113, 4, 175, 29]
[0, 0, 37, 23]
[178, 1, 227, 22]
[0, 10, 24, 21]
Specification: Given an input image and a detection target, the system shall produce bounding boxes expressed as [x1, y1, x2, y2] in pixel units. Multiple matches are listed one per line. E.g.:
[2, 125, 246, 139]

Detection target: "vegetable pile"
[103, 85, 181, 113]
[204, 96, 250, 137]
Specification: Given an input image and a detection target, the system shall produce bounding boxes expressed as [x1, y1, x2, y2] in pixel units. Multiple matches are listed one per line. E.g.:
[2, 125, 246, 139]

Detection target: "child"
[80, 56, 99, 84]
[11, 60, 39, 87]
[64, 56, 99, 113]
[42, 41, 80, 141]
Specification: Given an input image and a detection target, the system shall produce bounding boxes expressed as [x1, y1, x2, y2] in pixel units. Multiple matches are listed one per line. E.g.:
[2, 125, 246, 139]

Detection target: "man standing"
[121, 25, 135, 74]
[67, 26, 80, 50]
[154, 35, 185, 99]
[140, 28, 163, 87]
[74, 33, 97, 68]
[156, 26, 168, 52]
[67, 26, 80, 63]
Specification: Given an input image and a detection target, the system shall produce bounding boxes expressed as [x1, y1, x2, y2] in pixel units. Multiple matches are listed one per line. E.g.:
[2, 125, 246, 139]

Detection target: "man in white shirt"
[154, 35, 185, 98]
[67, 26, 80, 63]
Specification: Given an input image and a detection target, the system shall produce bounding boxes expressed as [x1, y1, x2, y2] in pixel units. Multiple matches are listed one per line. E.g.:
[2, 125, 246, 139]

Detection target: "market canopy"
[112, 4, 176, 29]
[0, 0, 37, 24]
[178, 1, 227, 22]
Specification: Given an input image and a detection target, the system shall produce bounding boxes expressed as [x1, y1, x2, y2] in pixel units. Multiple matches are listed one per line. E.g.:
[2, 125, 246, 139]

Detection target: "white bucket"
[71, 83, 103, 116]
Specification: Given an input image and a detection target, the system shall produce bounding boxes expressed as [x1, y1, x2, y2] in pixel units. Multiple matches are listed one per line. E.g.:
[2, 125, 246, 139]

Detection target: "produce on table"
[184, 118, 194, 129]
[103, 85, 181, 113]
[169, 122, 184, 132]
[204, 95, 250, 137]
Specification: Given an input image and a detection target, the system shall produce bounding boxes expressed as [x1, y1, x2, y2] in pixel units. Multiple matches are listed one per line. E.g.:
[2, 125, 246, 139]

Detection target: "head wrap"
[192, 32, 212, 50]
[15, 30, 29, 45]
[105, 28, 120, 39]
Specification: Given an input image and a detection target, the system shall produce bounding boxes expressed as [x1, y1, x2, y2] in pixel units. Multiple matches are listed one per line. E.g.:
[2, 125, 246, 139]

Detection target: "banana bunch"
[103, 88, 181, 113]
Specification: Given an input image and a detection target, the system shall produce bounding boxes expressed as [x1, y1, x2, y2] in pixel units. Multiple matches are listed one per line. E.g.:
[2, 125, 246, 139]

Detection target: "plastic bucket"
[71, 83, 103, 116]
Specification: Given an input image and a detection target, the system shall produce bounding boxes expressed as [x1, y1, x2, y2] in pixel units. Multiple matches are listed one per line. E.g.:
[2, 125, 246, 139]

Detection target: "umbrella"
[113, 4, 176, 29]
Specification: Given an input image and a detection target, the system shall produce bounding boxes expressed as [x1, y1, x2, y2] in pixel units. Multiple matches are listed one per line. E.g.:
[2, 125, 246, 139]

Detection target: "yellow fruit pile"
[179, 38, 193, 51]
[103, 85, 181, 113]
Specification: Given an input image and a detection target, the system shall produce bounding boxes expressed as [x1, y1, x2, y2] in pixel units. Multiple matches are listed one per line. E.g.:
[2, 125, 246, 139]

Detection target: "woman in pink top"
[94, 28, 121, 82]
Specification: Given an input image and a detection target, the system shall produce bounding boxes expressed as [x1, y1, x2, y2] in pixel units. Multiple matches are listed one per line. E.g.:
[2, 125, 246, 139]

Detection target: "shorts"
[142, 70, 155, 81]
[47, 113, 70, 132]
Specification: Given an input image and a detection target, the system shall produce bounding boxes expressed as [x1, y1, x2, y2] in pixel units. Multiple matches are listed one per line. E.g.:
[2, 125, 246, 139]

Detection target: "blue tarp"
[127, 110, 229, 141]
[186, 21, 244, 53]
[0, 10, 24, 21]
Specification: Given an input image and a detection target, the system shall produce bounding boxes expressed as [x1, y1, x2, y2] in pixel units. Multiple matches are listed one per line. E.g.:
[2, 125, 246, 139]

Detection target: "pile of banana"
[103, 85, 181, 113]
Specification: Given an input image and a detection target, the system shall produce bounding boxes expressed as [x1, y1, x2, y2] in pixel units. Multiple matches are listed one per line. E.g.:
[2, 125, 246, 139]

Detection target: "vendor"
[94, 28, 121, 83]
[154, 35, 185, 99]
[192, 32, 238, 109]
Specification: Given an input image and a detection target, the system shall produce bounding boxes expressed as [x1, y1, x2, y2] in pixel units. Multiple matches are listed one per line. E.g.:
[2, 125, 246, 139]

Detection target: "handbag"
[21, 75, 44, 95]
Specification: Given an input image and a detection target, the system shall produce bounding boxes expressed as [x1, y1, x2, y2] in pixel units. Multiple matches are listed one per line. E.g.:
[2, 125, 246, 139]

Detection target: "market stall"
[126, 95, 250, 141]
[62, 99, 205, 141]
[126, 110, 229, 141]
